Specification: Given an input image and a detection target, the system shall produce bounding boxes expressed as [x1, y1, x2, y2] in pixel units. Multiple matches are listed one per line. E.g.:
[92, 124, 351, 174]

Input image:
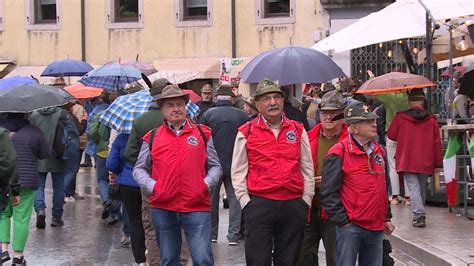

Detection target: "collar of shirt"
[261, 115, 283, 130]
[166, 120, 187, 136]
[350, 134, 375, 155]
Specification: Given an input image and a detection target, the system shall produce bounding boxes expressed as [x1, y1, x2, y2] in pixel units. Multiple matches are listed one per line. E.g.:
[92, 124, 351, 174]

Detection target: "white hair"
[216, 95, 233, 102]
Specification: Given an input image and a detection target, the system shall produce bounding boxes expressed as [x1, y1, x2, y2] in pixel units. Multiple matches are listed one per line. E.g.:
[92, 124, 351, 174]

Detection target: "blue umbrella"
[41, 59, 93, 77]
[0, 76, 36, 91]
[79, 63, 142, 92]
[240, 46, 345, 86]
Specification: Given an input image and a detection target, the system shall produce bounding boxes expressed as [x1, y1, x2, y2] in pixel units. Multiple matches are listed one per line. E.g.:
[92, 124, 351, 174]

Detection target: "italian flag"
[443, 134, 461, 206]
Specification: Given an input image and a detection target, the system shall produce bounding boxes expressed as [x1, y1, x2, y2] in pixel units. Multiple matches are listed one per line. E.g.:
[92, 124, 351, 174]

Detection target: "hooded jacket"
[0, 115, 50, 189]
[387, 106, 443, 175]
[29, 107, 73, 173]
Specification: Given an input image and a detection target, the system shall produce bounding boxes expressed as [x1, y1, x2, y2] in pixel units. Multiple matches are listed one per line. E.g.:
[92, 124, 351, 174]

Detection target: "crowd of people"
[0, 72, 445, 265]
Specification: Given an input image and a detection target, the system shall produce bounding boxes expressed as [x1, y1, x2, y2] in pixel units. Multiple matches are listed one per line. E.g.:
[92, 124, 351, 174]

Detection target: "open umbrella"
[183, 89, 201, 102]
[144, 70, 199, 85]
[64, 83, 104, 99]
[356, 72, 436, 96]
[79, 63, 142, 92]
[0, 83, 76, 113]
[240, 46, 345, 86]
[440, 66, 467, 77]
[99, 90, 153, 134]
[121, 60, 157, 76]
[41, 59, 93, 77]
[0, 76, 37, 91]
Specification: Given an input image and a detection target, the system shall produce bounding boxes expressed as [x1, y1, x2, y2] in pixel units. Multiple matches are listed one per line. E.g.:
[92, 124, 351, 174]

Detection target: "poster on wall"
[219, 58, 245, 84]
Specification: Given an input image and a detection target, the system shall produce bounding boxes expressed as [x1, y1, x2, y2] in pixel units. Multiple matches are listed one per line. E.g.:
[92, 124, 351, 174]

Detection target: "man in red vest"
[232, 79, 315, 266]
[321, 101, 395, 265]
[298, 90, 348, 266]
[133, 85, 222, 265]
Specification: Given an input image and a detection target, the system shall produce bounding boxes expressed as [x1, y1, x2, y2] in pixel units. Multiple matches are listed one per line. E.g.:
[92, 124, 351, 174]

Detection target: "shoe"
[404, 197, 411, 206]
[101, 201, 111, 220]
[211, 238, 217, 243]
[107, 217, 120, 226]
[121, 236, 131, 247]
[80, 162, 92, 167]
[223, 197, 229, 209]
[390, 197, 399, 205]
[51, 217, 64, 227]
[36, 210, 46, 229]
[64, 196, 75, 203]
[412, 215, 426, 228]
[11, 256, 26, 266]
[228, 240, 239, 246]
[1, 251, 10, 263]
[73, 193, 85, 200]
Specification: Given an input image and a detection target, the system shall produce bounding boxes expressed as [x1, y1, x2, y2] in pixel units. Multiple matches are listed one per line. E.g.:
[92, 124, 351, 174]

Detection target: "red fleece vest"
[239, 115, 304, 201]
[142, 120, 212, 212]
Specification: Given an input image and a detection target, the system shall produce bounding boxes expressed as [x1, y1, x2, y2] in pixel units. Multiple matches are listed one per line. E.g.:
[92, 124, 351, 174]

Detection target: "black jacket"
[200, 101, 248, 176]
[284, 102, 310, 131]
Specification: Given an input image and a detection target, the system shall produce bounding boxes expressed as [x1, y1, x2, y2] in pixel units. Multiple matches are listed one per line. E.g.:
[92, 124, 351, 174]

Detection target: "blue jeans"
[35, 172, 65, 218]
[95, 157, 109, 203]
[64, 149, 81, 197]
[336, 224, 383, 266]
[150, 208, 214, 266]
[211, 175, 241, 242]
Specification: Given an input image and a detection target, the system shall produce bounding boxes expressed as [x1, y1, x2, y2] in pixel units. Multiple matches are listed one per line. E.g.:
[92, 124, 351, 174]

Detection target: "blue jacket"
[106, 134, 139, 188]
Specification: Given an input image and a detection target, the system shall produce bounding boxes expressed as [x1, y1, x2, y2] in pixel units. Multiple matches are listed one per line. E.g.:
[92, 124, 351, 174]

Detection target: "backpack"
[52, 115, 79, 161]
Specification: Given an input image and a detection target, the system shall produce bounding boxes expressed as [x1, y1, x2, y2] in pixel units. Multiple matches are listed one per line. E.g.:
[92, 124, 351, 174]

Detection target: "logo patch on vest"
[286, 131, 297, 143]
[187, 136, 198, 146]
[375, 154, 384, 165]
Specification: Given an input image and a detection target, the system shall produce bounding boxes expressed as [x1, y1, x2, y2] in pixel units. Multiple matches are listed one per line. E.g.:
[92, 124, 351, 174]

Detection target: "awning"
[153, 57, 221, 79]
[312, 0, 474, 53]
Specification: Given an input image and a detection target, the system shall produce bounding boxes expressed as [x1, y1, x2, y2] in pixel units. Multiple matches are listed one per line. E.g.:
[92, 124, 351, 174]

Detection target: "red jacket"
[142, 120, 212, 212]
[321, 136, 389, 231]
[387, 107, 443, 175]
[239, 114, 305, 201]
[308, 123, 348, 220]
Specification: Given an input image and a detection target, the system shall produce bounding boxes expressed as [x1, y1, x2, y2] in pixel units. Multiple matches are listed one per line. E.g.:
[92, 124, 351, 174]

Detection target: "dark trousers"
[244, 196, 308, 266]
[297, 207, 336, 266]
[120, 185, 146, 263]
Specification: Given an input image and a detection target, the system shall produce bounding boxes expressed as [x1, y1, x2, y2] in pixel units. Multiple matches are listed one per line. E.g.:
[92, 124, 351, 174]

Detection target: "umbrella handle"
[141, 73, 152, 89]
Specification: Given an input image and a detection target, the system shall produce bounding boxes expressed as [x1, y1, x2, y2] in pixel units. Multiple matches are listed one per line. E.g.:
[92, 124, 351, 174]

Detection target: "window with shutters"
[174, 0, 213, 27]
[105, 0, 144, 29]
[256, 0, 295, 25]
[24, 0, 61, 30]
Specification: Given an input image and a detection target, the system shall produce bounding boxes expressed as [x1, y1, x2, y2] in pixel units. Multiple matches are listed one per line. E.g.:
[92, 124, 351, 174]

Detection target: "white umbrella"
[312, 0, 474, 53]
[139, 70, 199, 86]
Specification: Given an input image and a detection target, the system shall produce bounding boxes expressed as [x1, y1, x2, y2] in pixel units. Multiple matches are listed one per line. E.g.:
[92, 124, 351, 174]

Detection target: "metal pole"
[80, 0, 86, 62]
[231, 0, 236, 58]
[426, 13, 432, 113]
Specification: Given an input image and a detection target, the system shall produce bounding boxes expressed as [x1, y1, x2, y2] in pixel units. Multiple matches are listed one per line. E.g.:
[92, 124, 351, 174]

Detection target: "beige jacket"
[231, 126, 315, 209]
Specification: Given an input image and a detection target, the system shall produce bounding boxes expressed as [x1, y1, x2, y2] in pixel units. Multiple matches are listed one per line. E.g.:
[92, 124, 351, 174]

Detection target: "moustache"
[267, 106, 280, 112]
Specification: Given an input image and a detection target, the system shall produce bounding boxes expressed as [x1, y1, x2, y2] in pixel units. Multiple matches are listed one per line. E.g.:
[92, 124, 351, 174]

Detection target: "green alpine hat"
[344, 101, 378, 125]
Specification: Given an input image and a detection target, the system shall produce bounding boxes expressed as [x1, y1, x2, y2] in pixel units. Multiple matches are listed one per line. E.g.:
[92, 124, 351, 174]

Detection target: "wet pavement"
[3, 167, 454, 265]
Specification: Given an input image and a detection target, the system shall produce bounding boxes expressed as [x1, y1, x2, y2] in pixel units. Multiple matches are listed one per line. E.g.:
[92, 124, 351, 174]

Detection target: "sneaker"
[404, 197, 411, 206]
[390, 196, 399, 205]
[1, 251, 11, 263]
[51, 217, 64, 227]
[80, 162, 92, 167]
[64, 196, 75, 203]
[228, 240, 239, 246]
[101, 201, 111, 220]
[211, 238, 218, 243]
[412, 215, 426, 228]
[107, 216, 120, 226]
[121, 236, 131, 247]
[12, 256, 26, 266]
[36, 210, 46, 229]
[73, 193, 85, 200]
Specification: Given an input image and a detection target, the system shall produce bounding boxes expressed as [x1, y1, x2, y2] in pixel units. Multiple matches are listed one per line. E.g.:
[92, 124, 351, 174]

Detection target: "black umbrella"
[240, 46, 345, 86]
[0, 83, 76, 113]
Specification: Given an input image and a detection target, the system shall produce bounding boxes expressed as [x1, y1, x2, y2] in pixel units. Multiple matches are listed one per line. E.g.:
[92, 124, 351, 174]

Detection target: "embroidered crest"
[347, 108, 353, 117]
[187, 136, 198, 146]
[375, 154, 384, 165]
[363, 105, 370, 113]
[286, 131, 297, 143]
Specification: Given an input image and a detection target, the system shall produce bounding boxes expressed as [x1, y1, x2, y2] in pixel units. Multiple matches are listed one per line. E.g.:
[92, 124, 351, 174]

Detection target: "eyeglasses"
[259, 94, 283, 103]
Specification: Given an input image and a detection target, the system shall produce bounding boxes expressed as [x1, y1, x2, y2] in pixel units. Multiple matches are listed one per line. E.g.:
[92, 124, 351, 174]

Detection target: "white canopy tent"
[312, 0, 474, 53]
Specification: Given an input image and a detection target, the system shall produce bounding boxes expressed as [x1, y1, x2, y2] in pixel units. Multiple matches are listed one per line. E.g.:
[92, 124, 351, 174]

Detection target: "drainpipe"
[231, 0, 236, 58]
[80, 0, 86, 61]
